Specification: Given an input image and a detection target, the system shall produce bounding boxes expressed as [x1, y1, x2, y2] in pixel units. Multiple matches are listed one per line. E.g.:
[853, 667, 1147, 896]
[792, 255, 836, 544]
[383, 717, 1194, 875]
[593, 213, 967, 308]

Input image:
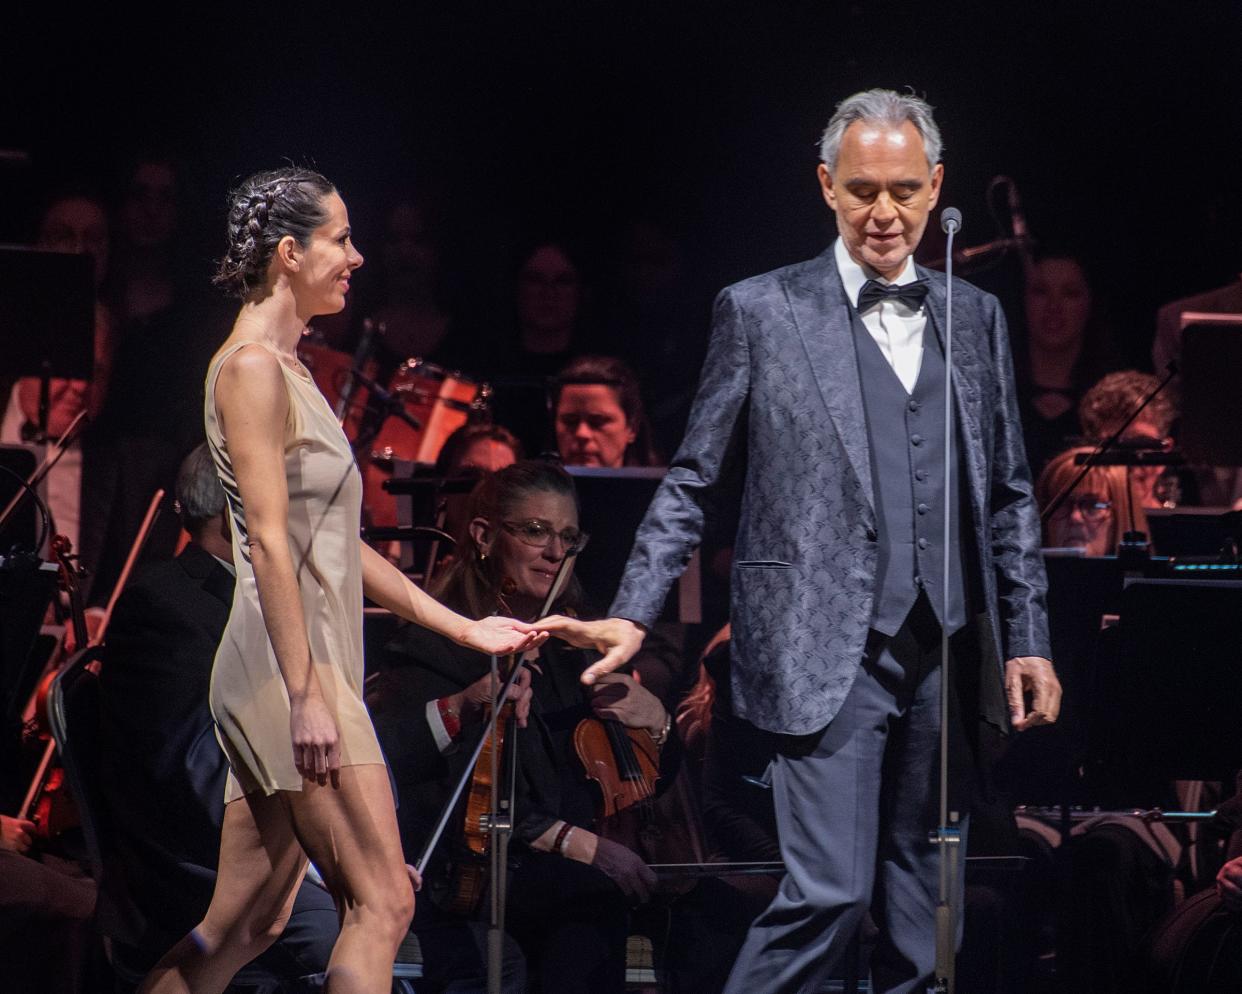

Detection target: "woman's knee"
[343, 873, 414, 946]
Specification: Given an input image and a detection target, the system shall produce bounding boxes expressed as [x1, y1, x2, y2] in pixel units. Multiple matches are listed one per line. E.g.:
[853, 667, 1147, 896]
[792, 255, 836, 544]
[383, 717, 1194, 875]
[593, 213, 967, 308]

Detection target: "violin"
[437, 560, 574, 916]
[17, 489, 166, 843]
[573, 698, 705, 897]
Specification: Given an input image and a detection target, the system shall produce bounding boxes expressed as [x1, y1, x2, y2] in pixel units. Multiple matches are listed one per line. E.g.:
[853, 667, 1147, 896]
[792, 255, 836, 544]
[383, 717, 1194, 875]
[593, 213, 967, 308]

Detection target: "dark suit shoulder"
[720, 250, 834, 302]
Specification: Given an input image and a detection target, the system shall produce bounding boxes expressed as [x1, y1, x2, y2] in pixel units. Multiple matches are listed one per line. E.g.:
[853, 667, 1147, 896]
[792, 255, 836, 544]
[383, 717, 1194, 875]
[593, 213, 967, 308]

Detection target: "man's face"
[818, 120, 942, 280]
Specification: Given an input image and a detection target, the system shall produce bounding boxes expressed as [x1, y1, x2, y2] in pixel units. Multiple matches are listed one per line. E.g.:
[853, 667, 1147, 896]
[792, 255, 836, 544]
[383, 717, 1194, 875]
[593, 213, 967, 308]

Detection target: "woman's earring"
[479, 549, 488, 562]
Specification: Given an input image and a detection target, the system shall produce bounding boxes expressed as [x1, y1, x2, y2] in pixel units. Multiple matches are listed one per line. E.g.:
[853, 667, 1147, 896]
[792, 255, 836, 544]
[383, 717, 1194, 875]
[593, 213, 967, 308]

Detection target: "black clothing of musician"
[367, 624, 681, 994]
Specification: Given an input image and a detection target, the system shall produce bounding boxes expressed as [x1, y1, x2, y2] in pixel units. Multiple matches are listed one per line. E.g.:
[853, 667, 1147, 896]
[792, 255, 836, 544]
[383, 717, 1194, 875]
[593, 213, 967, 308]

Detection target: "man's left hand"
[1004, 656, 1061, 732]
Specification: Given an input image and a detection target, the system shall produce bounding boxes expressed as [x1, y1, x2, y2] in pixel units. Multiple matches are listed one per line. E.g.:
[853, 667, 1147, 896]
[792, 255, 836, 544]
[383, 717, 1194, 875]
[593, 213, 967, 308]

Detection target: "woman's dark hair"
[551, 354, 661, 467]
[431, 460, 583, 620]
[214, 167, 336, 298]
[433, 423, 524, 477]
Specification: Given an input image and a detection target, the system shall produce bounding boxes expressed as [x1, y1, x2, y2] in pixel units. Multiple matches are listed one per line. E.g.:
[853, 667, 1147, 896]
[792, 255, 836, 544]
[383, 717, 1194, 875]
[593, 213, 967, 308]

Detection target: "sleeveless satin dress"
[204, 340, 384, 802]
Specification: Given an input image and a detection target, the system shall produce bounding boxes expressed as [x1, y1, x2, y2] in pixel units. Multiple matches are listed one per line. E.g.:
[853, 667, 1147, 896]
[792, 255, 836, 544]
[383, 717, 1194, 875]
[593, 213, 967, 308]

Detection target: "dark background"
[4, 1, 1242, 368]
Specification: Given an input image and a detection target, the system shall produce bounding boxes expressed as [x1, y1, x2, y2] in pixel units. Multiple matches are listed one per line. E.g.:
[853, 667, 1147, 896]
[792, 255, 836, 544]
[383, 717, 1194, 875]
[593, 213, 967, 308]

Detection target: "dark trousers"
[723, 595, 968, 994]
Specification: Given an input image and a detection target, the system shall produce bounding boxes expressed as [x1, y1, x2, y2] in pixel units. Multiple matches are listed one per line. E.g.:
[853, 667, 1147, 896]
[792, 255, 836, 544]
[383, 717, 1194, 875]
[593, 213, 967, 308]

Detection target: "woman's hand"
[1, 816, 35, 854]
[589, 835, 657, 905]
[458, 616, 547, 656]
[535, 615, 646, 685]
[290, 691, 341, 789]
[589, 672, 666, 738]
[449, 665, 534, 728]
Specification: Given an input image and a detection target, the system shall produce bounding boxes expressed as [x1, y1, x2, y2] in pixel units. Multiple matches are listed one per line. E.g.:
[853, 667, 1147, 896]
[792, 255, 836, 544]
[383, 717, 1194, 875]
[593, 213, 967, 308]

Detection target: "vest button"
[911, 434, 924, 446]
[908, 399, 920, 412]
[918, 537, 929, 550]
[915, 469, 928, 481]
[917, 502, 929, 514]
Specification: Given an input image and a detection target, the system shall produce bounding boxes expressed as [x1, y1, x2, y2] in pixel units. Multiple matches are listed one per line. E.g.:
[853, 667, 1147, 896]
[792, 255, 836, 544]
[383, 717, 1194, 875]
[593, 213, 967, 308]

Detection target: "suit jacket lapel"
[783, 249, 875, 514]
[921, 271, 986, 514]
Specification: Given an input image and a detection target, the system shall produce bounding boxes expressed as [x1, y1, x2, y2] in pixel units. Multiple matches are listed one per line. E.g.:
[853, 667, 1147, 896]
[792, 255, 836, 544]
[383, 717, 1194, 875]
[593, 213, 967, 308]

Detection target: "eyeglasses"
[501, 520, 590, 556]
[1051, 496, 1113, 521]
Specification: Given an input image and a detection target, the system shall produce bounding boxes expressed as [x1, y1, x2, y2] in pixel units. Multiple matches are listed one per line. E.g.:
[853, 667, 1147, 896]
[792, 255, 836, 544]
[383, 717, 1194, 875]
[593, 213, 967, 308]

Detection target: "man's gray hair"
[819, 89, 942, 174]
[176, 442, 226, 533]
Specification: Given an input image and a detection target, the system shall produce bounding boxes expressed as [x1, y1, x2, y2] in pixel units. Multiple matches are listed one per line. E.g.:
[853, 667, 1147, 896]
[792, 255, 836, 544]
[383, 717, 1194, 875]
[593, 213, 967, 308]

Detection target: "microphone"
[1001, 176, 1035, 272]
[335, 317, 382, 422]
[940, 207, 962, 235]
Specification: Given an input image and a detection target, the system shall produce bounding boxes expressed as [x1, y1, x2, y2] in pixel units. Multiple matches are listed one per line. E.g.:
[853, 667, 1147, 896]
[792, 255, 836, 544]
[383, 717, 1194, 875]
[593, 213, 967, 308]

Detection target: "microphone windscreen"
[940, 207, 963, 234]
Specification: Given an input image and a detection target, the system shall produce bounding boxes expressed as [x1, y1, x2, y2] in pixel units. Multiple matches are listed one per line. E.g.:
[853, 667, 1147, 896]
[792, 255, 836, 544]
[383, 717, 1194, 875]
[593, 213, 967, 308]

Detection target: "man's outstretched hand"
[535, 615, 647, 685]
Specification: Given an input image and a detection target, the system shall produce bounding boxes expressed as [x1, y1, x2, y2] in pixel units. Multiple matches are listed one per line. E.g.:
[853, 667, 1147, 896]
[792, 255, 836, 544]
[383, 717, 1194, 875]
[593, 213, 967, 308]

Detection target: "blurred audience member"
[1, 188, 116, 552]
[80, 154, 231, 603]
[111, 154, 183, 323]
[481, 240, 594, 454]
[552, 355, 660, 468]
[1016, 253, 1118, 472]
[370, 197, 456, 369]
[1035, 447, 1141, 554]
[602, 217, 708, 456]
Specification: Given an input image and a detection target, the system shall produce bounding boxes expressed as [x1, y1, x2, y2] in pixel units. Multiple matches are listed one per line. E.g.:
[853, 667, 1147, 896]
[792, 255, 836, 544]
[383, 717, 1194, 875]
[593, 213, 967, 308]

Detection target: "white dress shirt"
[833, 238, 927, 394]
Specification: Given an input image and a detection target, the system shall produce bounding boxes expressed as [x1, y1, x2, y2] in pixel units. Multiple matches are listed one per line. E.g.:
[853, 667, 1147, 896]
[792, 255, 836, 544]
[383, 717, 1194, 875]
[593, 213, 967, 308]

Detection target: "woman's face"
[555, 384, 635, 468]
[516, 244, 580, 335]
[291, 191, 364, 316]
[1024, 257, 1091, 352]
[458, 438, 518, 473]
[1046, 490, 1114, 555]
[475, 490, 580, 615]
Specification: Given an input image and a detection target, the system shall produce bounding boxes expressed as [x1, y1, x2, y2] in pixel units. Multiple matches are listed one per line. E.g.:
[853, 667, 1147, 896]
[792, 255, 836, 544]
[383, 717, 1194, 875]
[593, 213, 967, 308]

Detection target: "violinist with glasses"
[366, 460, 682, 994]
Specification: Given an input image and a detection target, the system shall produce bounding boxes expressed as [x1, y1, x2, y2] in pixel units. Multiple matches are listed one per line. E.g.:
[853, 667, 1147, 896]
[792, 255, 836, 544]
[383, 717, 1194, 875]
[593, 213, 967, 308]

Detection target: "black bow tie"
[856, 278, 929, 312]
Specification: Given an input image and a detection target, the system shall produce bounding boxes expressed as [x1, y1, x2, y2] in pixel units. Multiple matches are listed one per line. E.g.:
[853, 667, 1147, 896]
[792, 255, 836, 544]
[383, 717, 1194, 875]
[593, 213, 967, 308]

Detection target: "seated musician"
[367, 460, 682, 994]
[552, 355, 661, 468]
[0, 813, 95, 993]
[1144, 771, 1242, 991]
[1035, 446, 1142, 555]
[97, 443, 337, 986]
[1078, 370, 1179, 509]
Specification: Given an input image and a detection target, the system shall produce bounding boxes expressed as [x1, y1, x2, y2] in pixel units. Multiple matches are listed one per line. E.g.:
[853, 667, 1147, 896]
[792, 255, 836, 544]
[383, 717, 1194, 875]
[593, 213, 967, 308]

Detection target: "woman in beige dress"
[140, 168, 548, 994]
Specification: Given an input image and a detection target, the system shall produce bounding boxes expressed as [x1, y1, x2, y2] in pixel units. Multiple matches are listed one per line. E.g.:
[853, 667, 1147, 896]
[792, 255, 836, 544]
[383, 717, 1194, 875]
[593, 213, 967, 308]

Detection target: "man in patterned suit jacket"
[553, 89, 1062, 993]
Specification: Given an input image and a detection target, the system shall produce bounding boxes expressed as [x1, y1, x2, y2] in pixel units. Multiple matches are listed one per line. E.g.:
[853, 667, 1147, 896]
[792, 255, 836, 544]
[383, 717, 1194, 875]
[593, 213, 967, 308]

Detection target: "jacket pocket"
[734, 560, 794, 569]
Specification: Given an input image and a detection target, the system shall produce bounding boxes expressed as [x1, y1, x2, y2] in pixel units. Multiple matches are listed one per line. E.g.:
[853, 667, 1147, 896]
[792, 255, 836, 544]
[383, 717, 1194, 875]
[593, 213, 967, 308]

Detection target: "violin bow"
[415, 547, 579, 877]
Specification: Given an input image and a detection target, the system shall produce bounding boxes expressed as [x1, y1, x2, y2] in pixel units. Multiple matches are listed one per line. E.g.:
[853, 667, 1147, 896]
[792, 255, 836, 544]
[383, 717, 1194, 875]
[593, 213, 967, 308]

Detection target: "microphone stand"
[934, 207, 963, 994]
[414, 554, 576, 994]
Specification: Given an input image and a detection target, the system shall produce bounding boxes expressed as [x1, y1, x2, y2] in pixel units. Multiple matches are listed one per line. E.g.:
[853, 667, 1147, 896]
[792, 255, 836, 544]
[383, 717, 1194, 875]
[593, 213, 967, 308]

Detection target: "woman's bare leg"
[139, 791, 308, 993]
[285, 763, 414, 994]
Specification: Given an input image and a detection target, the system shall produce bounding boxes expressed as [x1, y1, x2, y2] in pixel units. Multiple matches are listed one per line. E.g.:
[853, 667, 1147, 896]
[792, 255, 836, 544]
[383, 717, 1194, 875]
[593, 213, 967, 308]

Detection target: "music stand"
[567, 466, 701, 624]
[1092, 578, 1242, 786]
[1179, 313, 1242, 466]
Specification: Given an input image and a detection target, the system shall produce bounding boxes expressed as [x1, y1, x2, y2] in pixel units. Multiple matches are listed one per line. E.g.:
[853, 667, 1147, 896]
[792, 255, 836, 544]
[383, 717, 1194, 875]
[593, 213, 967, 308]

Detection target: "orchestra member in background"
[541, 89, 1060, 994]
[1015, 252, 1118, 473]
[1035, 446, 1140, 555]
[1, 188, 115, 553]
[139, 167, 549, 994]
[1078, 370, 1178, 509]
[368, 461, 680, 994]
[552, 355, 660, 468]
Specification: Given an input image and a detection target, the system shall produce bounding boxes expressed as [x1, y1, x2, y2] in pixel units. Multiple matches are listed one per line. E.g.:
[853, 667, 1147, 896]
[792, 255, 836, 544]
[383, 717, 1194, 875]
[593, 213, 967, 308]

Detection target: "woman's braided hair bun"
[213, 167, 335, 298]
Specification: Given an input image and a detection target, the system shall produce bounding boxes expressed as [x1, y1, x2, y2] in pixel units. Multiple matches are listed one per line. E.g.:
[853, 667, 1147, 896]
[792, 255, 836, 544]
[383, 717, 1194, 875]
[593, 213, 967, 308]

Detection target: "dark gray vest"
[851, 307, 968, 636]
